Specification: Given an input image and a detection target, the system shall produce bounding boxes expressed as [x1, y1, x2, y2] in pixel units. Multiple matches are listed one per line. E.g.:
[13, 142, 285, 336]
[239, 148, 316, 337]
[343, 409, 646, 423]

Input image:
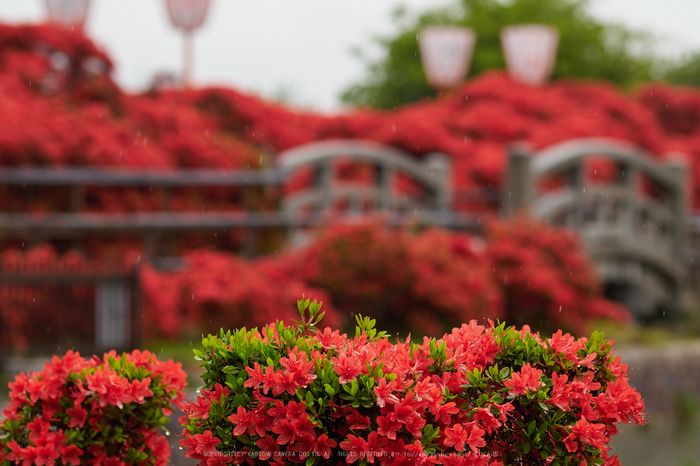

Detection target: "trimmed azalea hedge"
[141, 219, 630, 341]
[0, 350, 187, 466]
[179, 299, 646, 466]
[0, 302, 646, 466]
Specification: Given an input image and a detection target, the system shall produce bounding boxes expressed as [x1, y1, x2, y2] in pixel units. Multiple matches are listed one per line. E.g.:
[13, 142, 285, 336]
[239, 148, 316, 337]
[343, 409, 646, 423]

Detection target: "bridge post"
[665, 156, 688, 265]
[425, 153, 451, 211]
[503, 142, 533, 217]
[315, 160, 334, 211]
[376, 165, 393, 209]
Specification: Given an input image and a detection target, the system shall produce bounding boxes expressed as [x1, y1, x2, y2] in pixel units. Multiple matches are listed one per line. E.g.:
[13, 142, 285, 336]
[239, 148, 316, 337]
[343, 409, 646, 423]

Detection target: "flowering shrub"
[0, 349, 187, 466]
[179, 299, 645, 465]
[278, 223, 502, 336]
[139, 220, 628, 340]
[140, 250, 341, 340]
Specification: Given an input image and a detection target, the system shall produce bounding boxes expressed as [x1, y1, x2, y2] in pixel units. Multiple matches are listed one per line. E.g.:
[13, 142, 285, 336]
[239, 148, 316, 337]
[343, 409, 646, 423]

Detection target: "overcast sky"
[0, 0, 698, 112]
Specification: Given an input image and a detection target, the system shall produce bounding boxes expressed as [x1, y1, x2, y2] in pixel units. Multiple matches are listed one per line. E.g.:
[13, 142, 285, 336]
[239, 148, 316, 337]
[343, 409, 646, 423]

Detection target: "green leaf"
[305, 391, 315, 407]
[527, 420, 537, 435]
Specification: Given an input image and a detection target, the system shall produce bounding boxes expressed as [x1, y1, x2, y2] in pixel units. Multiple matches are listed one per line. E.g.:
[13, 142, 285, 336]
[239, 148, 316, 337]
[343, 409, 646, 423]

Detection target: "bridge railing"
[0, 140, 485, 258]
[502, 137, 689, 318]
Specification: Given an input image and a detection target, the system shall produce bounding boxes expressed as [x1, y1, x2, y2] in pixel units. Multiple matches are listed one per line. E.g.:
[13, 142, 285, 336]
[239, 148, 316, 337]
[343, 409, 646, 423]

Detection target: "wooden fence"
[0, 261, 140, 354]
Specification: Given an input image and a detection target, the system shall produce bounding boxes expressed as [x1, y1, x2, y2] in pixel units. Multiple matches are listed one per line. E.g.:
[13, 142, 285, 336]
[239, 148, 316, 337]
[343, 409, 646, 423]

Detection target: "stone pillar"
[665, 156, 688, 264]
[425, 152, 451, 212]
[502, 142, 533, 217]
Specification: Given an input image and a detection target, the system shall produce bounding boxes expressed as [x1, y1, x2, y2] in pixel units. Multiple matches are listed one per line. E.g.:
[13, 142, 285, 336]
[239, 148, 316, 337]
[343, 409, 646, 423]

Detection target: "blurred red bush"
[139, 220, 630, 339]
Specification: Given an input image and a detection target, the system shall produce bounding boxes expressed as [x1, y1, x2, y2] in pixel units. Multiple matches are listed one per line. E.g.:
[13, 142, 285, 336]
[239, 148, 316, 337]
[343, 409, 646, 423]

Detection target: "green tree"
[341, 0, 657, 109]
[664, 52, 700, 88]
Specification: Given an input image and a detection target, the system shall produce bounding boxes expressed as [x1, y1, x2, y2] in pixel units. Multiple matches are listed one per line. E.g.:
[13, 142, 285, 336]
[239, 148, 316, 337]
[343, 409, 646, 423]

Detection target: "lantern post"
[164, 0, 212, 89]
[44, 0, 91, 29]
[500, 25, 559, 86]
[418, 26, 476, 92]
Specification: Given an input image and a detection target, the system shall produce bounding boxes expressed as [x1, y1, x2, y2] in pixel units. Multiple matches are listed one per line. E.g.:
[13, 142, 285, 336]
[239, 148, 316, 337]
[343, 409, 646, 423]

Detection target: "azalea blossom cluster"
[179, 299, 645, 466]
[142, 219, 629, 340]
[484, 218, 630, 336]
[0, 349, 187, 466]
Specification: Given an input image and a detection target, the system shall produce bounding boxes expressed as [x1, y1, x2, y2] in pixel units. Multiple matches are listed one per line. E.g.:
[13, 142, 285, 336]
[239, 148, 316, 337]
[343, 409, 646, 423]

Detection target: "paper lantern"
[419, 26, 476, 91]
[501, 25, 559, 86]
[164, 0, 212, 88]
[165, 0, 211, 32]
[44, 0, 91, 28]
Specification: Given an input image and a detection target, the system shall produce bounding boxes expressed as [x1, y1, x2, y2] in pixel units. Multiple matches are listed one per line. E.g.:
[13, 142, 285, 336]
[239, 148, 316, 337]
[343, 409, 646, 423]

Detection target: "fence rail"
[0, 262, 140, 354]
[0, 163, 698, 256]
[0, 166, 286, 187]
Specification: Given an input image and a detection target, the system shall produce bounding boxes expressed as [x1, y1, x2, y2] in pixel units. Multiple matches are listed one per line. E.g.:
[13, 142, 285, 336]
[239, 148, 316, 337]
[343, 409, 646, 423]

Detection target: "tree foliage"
[663, 52, 700, 88]
[341, 0, 657, 109]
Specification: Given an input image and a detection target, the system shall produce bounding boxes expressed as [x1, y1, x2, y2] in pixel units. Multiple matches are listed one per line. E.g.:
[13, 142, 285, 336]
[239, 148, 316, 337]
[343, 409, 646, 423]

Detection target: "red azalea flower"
[26, 418, 50, 443]
[60, 445, 83, 466]
[228, 406, 254, 436]
[272, 418, 297, 445]
[256, 435, 280, 461]
[376, 415, 402, 440]
[207, 453, 234, 465]
[66, 405, 88, 428]
[365, 432, 388, 464]
[314, 434, 337, 460]
[374, 377, 400, 408]
[188, 395, 212, 420]
[333, 352, 362, 384]
[102, 456, 126, 466]
[503, 363, 544, 397]
[130, 377, 153, 404]
[33, 444, 59, 466]
[339, 434, 368, 464]
[194, 430, 221, 456]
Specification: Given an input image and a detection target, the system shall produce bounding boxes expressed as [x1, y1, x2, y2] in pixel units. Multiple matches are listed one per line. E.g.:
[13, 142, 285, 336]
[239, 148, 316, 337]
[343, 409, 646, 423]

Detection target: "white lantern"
[44, 0, 91, 29]
[164, 0, 212, 88]
[165, 0, 211, 32]
[500, 24, 559, 86]
[418, 26, 476, 91]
